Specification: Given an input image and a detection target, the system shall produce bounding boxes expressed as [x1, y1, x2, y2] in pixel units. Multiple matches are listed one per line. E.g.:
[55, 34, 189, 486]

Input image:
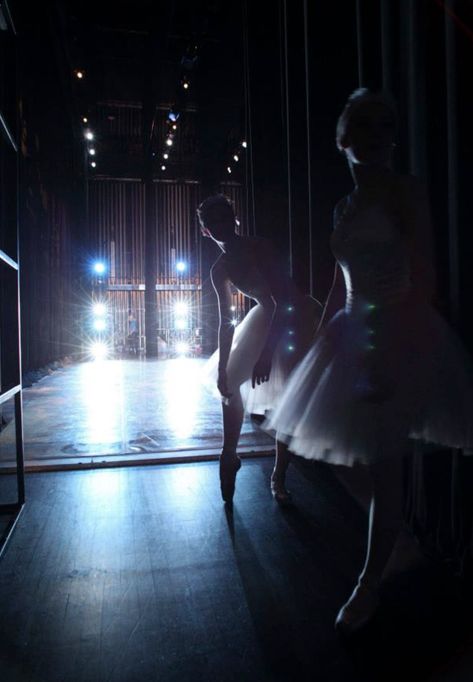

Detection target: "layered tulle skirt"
[202, 296, 321, 415]
[265, 297, 473, 466]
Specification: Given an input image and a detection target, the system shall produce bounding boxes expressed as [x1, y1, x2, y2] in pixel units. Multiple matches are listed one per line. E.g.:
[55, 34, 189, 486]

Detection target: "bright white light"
[241, 140, 247, 148]
[93, 319, 107, 332]
[176, 261, 187, 272]
[176, 342, 189, 355]
[85, 130, 94, 140]
[175, 318, 187, 330]
[166, 138, 173, 147]
[89, 148, 96, 156]
[233, 154, 239, 162]
[183, 81, 189, 90]
[82, 116, 88, 123]
[90, 341, 108, 360]
[231, 319, 237, 326]
[93, 261, 106, 274]
[92, 302, 107, 317]
[76, 70, 84, 80]
[227, 166, 232, 174]
[163, 152, 169, 159]
[174, 301, 188, 316]
[90, 161, 97, 168]
[161, 165, 166, 171]
[172, 124, 177, 130]
[230, 305, 236, 311]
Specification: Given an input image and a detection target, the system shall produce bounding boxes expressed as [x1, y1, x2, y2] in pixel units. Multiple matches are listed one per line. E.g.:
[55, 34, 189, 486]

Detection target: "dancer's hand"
[217, 369, 232, 402]
[252, 352, 272, 388]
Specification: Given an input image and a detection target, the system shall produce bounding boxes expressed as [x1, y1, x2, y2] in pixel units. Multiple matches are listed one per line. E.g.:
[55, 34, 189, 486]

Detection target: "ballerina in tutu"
[267, 88, 473, 633]
[198, 195, 320, 504]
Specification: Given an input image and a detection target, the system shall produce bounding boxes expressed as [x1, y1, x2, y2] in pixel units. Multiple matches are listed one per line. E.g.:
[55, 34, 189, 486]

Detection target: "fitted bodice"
[331, 202, 411, 310]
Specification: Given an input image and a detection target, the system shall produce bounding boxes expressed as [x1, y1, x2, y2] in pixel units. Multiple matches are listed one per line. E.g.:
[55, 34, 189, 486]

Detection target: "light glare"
[176, 342, 189, 355]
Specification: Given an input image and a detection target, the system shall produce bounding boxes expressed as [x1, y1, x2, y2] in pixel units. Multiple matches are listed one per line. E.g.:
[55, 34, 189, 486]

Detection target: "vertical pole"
[356, 0, 365, 87]
[303, 0, 313, 296]
[444, 0, 459, 324]
[143, 31, 158, 357]
[282, 0, 293, 277]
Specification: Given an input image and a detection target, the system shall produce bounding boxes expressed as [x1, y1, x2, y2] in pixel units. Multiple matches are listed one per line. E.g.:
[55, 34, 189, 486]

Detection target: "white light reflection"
[84, 469, 122, 499]
[80, 359, 125, 445]
[165, 357, 199, 440]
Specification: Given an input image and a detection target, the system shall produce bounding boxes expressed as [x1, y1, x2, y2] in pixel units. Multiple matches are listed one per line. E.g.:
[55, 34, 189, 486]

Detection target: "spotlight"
[172, 124, 177, 130]
[82, 116, 88, 123]
[168, 110, 180, 122]
[241, 140, 248, 148]
[92, 302, 107, 316]
[182, 81, 190, 90]
[163, 153, 169, 160]
[176, 341, 189, 355]
[89, 148, 96, 156]
[93, 261, 106, 275]
[227, 166, 232, 174]
[231, 319, 237, 327]
[176, 261, 187, 273]
[90, 161, 97, 168]
[166, 138, 173, 147]
[93, 318, 107, 332]
[75, 70, 84, 80]
[175, 318, 187, 330]
[161, 165, 166, 171]
[233, 154, 239, 162]
[230, 305, 236, 312]
[85, 130, 94, 140]
[174, 301, 188, 316]
[90, 341, 108, 360]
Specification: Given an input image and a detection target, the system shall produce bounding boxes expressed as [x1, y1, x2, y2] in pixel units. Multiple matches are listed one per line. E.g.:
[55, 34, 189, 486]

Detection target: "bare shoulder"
[210, 255, 229, 287]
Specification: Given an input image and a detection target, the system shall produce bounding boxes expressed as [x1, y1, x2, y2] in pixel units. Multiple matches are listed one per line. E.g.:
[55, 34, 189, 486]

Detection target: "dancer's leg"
[336, 456, 404, 633]
[219, 390, 244, 503]
[221, 390, 244, 455]
[271, 436, 293, 505]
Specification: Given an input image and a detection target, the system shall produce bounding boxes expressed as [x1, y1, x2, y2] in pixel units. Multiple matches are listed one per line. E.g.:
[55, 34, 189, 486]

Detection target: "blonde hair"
[336, 88, 397, 151]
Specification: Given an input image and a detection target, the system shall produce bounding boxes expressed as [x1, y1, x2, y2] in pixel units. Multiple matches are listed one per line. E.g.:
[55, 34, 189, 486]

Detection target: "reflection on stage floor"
[0, 358, 273, 469]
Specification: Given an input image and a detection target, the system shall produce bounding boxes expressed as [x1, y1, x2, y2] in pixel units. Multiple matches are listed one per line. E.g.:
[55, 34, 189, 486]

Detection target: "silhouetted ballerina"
[266, 88, 473, 634]
[198, 195, 320, 504]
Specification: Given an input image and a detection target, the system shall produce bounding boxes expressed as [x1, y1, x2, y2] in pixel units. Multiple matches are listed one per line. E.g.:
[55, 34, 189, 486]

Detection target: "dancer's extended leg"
[336, 456, 404, 633]
[271, 437, 293, 505]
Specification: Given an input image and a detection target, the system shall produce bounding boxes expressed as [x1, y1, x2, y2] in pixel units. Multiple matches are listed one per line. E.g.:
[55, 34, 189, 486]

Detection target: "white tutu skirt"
[265, 298, 473, 466]
[202, 296, 321, 415]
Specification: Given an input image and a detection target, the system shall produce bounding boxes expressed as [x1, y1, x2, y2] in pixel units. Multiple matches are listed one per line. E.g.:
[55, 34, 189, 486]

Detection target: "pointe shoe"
[335, 582, 379, 635]
[270, 473, 293, 506]
[219, 455, 241, 504]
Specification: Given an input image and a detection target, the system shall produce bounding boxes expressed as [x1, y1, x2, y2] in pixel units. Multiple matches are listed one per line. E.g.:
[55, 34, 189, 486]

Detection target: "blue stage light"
[93, 261, 106, 275]
[176, 261, 187, 273]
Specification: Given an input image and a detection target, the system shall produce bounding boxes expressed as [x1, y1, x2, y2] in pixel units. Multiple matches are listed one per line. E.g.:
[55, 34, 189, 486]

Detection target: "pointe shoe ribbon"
[335, 582, 379, 635]
[270, 475, 293, 506]
[219, 455, 241, 503]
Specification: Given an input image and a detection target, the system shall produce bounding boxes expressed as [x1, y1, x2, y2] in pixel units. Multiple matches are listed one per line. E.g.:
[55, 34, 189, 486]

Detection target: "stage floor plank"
[0, 358, 273, 467]
[0, 459, 470, 682]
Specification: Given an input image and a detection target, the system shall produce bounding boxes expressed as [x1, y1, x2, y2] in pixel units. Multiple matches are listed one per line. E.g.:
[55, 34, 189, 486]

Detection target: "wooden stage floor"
[0, 459, 470, 682]
[0, 358, 273, 470]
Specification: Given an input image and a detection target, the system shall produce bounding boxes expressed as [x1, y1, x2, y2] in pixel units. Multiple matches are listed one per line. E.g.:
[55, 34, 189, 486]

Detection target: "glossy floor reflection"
[0, 359, 273, 467]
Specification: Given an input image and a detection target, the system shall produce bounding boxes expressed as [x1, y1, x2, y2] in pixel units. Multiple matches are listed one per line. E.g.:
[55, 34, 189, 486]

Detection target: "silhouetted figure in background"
[127, 310, 139, 354]
[198, 195, 320, 504]
[267, 89, 473, 634]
